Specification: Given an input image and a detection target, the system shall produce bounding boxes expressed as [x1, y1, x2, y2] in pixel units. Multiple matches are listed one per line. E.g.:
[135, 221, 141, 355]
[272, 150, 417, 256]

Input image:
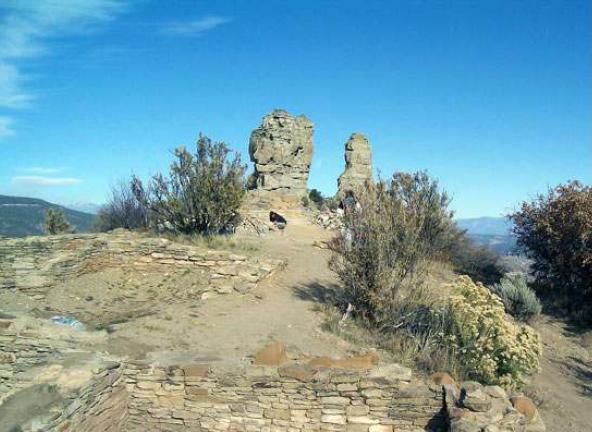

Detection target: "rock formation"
[248, 109, 314, 197]
[337, 132, 373, 196]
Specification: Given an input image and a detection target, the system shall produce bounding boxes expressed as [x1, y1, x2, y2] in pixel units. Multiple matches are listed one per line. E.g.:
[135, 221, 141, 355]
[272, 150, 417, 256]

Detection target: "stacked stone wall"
[122, 361, 445, 432]
[48, 364, 128, 432]
[0, 318, 60, 404]
[0, 232, 284, 295]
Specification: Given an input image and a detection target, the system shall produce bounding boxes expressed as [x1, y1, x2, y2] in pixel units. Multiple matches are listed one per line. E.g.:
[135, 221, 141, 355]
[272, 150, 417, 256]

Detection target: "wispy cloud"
[0, 0, 126, 138]
[12, 176, 83, 186]
[161, 15, 232, 36]
[18, 166, 65, 175]
[0, 116, 16, 139]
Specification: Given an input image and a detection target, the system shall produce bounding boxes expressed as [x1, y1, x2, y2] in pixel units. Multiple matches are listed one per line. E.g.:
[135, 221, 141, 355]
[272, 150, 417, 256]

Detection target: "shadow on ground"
[292, 281, 344, 306]
[566, 356, 592, 397]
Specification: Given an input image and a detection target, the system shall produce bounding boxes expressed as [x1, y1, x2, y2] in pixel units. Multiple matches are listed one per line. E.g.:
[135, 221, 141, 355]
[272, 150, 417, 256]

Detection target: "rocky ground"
[1, 218, 591, 430]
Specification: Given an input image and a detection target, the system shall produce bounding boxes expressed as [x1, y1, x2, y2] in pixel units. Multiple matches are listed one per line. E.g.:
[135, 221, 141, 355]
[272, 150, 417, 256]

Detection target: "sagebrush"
[328, 171, 457, 325]
[491, 273, 541, 322]
[132, 134, 246, 235]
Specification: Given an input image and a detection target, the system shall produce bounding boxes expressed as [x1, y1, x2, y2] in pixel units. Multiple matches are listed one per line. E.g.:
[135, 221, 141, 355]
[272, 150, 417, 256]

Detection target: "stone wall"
[0, 316, 127, 431]
[0, 232, 284, 295]
[123, 361, 445, 432]
[48, 364, 128, 432]
[0, 329, 544, 432]
[0, 316, 61, 404]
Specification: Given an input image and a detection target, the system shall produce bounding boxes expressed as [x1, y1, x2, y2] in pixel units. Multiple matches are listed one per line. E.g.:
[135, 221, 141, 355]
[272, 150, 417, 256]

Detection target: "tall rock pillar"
[337, 133, 373, 196]
[248, 109, 314, 197]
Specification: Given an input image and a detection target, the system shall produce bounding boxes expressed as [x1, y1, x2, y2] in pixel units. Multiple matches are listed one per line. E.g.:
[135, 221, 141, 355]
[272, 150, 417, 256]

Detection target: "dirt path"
[165, 222, 350, 361]
[527, 317, 592, 432]
[95, 221, 355, 364]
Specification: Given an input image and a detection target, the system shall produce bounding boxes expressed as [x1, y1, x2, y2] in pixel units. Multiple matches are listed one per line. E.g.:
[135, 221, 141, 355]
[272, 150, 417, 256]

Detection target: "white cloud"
[161, 15, 232, 36]
[18, 166, 65, 174]
[0, 116, 16, 138]
[0, 0, 126, 129]
[12, 176, 83, 186]
[0, 62, 34, 109]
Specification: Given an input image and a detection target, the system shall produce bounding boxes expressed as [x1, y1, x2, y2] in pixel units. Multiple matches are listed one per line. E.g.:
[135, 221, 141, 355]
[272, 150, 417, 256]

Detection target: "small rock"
[200, 292, 215, 300]
[462, 388, 492, 412]
[484, 385, 507, 399]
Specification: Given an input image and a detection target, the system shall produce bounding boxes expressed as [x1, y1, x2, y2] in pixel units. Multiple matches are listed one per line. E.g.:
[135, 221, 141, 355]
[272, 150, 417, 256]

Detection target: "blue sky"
[0, 0, 590, 218]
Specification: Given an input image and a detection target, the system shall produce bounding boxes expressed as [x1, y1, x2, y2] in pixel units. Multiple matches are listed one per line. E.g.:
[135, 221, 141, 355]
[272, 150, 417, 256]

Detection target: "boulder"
[248, 109, 314, 197]
[337, 133, 372, 196]
[462, 388, 492, 412]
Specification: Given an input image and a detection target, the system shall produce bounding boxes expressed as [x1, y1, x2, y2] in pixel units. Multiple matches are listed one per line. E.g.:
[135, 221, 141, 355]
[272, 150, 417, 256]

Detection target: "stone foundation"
[123, 361, 445, 432]
[0, 231, 284, 296]
[0, 319, 544, 432]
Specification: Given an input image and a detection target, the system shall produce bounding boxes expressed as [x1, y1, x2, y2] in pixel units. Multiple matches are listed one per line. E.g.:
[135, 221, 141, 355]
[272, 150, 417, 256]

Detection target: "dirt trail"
[85, 220, 355, 364]
[164, 222, 351, 361]
[527, 317, 592, 432]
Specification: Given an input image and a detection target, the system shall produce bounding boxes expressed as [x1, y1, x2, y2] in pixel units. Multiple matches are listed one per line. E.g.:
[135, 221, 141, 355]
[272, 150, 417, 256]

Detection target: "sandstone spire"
[337, 133, 373, 195]
[248, 109, 314, 197]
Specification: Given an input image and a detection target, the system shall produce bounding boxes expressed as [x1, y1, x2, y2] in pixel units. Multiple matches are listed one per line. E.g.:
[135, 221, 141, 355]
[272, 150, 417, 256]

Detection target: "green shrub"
[94, 180, 147, 232]
[132, 134, 246, 235]
[328, 171, 457, 325]
[301, 195, 310, 207]
[491, 274, 541, 322]
[448, 233, 505, 285]
[510, 180, 592, 325]
[447, 276, 542, 387]
[44, 208, 73, 234]
[308, 188, 324, 207]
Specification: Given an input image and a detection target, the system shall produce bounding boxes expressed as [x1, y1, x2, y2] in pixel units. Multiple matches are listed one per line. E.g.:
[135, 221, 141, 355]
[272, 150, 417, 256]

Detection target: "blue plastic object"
[51, 315, 85, 331]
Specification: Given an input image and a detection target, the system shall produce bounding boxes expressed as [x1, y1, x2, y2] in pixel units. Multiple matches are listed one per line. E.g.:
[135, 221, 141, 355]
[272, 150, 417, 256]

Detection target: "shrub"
[44, 208, 73, 234]
[491, 273, 541, 322]
[308, 188, 324, 207]
[510, 180, 592, 324]
[446, 276, 542, 387]
[94, 180, 147, 232]
[301, 195, 310, 207]
[328, 171, 457, 325]
[448, 233, 505, 285]
[132, 134, 246, 235]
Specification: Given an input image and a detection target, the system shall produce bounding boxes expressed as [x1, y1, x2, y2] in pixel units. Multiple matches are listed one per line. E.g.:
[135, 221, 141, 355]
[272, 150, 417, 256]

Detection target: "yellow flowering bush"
[446, 275, 542, 387]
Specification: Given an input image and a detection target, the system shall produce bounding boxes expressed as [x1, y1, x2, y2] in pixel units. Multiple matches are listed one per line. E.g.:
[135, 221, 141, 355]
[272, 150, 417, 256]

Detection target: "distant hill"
[456, 217, 516, 255]
[0, 195, 96, 237]
[456, 216, 512, 236]
[63, 201, 102, 215]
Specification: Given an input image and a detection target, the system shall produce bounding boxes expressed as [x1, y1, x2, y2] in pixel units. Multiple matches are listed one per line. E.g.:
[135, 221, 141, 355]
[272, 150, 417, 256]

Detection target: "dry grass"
[158, 232, 260, 252]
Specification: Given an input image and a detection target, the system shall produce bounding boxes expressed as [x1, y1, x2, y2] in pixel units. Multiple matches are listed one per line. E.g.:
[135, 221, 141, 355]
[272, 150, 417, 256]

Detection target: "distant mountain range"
[0, 195, 96, 237]
[456, 217, 516, 255]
